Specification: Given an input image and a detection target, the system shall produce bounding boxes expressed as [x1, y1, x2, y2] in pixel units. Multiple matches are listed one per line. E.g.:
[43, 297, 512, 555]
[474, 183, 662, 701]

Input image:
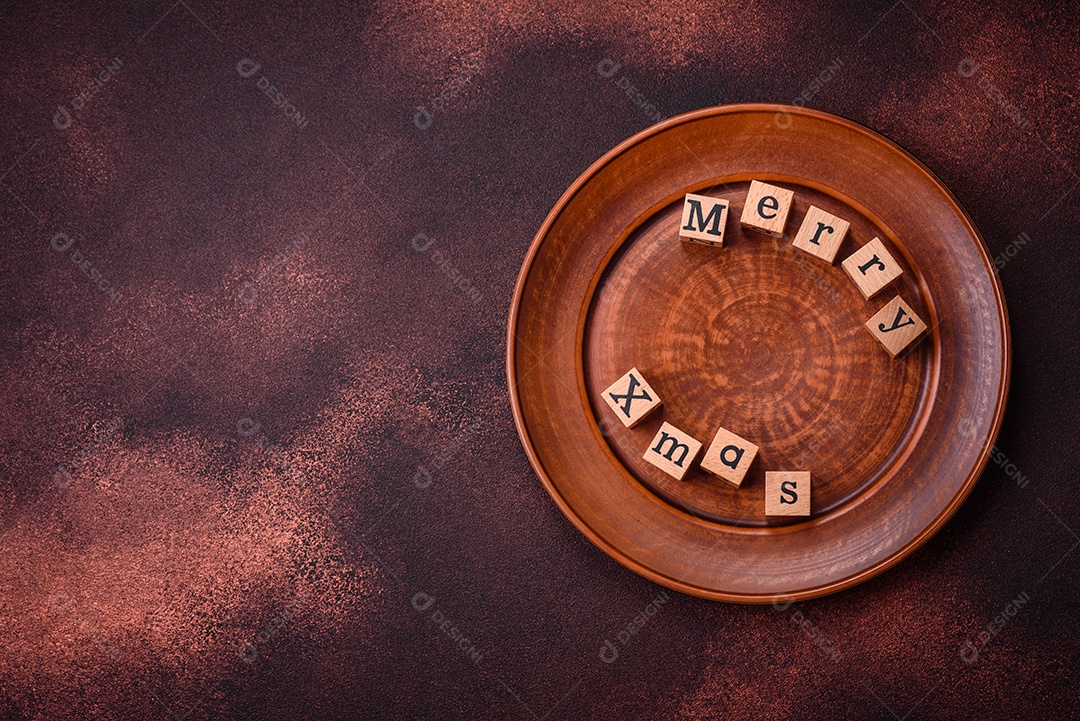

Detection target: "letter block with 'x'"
[602, 367, 663, 428]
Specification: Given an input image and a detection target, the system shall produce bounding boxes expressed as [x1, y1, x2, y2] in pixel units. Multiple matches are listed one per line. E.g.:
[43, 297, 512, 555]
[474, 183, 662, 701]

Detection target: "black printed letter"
[878, 306, 916, 333]
[780, 481, 798, 504]
[719, 445, 744, 469]
[758, 195, 779, 219]
[682, 199, 725, 237]
[609, 374, 651, 417]
[812, 221, 833, 246]
[652, 433, 690, 467]
[858, 255, 886, 274]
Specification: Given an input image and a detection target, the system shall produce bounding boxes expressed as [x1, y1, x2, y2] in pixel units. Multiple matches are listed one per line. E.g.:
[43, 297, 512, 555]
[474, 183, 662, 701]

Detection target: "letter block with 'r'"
[792, 205, 850, 264]
[679, 193, 730, 246]
[739, 180, 794, 237]
[643, 422, 702, 480]
[699, 426, 759, 487]
[602, 367, 662, 428]
[865, 295, 928, 357]
[842, 237, 903, 299]
[765, 471, 811, 516]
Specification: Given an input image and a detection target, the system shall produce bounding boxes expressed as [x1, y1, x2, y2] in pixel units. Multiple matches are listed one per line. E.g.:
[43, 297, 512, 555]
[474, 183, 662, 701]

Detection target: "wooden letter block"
[643, 422, 702, 481]
[792, 205, 850, 264]
[842, 237, 903, 299]
[699, 426, 759, 487]
[865, 295, 928, 357]
[765, 471, 811, 516]
[739, 180, 794, 237]
[602, 367, 662, 427]
[679, 193, 730, 246]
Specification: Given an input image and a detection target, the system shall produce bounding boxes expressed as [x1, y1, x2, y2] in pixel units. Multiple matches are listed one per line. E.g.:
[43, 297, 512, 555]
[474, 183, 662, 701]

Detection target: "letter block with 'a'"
[643, 422, 702, 480]
[765, 471, 811, 516]
[700, 426, 759, 487]
[679, 193, 730, 246]
[602, 367, 662, 428]
[865, 295, 928, 357]
[740, 180, 794, 237]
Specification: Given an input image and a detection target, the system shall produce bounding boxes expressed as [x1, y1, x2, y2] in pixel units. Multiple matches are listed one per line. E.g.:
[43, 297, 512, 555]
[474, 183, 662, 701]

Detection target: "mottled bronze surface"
[0, 1, 1076, 718]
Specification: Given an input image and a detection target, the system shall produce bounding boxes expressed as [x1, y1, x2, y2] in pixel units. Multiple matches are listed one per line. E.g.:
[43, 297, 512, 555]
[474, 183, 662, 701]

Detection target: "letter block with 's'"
[765, 471, 811, 516]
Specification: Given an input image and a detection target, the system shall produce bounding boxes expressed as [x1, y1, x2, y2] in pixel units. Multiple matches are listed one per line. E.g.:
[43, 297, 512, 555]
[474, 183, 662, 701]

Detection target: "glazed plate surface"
[507, 104, 1010, 602]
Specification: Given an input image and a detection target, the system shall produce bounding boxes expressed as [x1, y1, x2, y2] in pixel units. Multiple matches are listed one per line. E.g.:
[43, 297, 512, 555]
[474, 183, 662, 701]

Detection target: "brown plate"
[507, 104, 1010, 603]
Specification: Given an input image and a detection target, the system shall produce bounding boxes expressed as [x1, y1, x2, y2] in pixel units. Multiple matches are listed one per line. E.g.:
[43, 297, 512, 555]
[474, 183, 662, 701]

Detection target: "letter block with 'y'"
[643, 422, 702, 480]
[602, 367, 662, 428]
[792, 205, 850, 264]
[765, 471, 811, 516]
[865, 295, 928, 357]
[842, 237, 903, 299]
[679, 193, 730, 246]
[700, 426, 759, 487]
[739, 180, 794, 237]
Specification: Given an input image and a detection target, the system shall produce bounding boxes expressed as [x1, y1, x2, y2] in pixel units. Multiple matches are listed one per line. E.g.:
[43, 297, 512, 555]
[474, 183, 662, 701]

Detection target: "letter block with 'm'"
[643, 422, 702, 481]
[602, 367, 662, 428]
[792, 205, 850, 264]
[679, 193, 730, 246]
[865, 295, 927, 357]
[765, 471, 811, 516]
[699, 426, 759, 487]
[842, 237, 903, 299]
[739, 180, 794, 237]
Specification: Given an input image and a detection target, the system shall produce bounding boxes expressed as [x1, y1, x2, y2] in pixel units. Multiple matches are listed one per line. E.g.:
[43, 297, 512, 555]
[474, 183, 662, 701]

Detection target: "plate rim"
[506, 102, 1012, 603]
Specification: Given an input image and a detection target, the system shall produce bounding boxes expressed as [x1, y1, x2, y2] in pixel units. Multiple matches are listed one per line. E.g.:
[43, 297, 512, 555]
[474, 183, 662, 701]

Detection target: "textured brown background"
[1, 1, 1078, 719]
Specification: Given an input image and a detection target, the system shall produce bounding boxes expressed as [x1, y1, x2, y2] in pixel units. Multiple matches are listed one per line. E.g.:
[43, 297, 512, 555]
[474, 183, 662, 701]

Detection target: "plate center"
[702, 289, 830, 403]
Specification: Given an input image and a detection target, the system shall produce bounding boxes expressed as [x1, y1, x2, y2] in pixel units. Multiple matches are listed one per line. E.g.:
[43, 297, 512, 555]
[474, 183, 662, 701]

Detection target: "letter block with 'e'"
[679, 193, 730, 246]
[740, 180, 794, 237]
[643, 422, 703, 480]
[602, 367, 662, 428]
[842, 237, 903, 299]
[699, 426, 759, 487]
[792, 205, 851, 264]
[865, 295, 928, 357]
[765, 471, 811, 516]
